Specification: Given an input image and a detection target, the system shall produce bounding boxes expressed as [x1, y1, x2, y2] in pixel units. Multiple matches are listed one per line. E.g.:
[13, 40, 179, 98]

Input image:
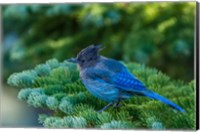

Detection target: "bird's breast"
[80, 74, 122, 102]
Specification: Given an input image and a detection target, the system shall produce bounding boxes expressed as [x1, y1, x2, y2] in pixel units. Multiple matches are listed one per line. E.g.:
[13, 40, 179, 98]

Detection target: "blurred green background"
[1, 2, 195, 127]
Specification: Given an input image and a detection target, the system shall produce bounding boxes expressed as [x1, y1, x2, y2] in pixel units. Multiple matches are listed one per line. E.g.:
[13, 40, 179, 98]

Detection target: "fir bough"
[7, 58, 195, 129]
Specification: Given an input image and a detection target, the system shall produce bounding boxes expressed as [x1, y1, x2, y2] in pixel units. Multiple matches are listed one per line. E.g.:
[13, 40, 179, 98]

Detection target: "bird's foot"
[113, 103, 122, 108]
[97, 102, 113, 113]
[112, 100, 123, 108]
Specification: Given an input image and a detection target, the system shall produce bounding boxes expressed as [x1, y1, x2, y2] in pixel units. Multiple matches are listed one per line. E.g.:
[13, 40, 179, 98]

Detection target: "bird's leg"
[97, 102, 113, 113]
[113, 100, 122, 108]
[113, 92, 122, 108]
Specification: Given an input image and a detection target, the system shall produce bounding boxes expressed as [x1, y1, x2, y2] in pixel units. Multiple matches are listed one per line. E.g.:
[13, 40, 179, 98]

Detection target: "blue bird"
[68, 45, 185, 113]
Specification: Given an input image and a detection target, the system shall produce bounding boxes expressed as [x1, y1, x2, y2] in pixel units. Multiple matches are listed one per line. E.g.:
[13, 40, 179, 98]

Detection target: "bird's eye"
[89, 57, 92, 61]
[81, 60, 85, 63]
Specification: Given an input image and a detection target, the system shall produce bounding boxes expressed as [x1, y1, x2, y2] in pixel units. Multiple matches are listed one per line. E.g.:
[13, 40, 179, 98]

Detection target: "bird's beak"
[95, 44, 104, 52]
[67, 57, 77, 63]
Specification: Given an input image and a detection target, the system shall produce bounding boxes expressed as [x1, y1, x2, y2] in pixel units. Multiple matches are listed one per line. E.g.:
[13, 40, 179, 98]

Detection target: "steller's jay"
[68, 44, 185, 113]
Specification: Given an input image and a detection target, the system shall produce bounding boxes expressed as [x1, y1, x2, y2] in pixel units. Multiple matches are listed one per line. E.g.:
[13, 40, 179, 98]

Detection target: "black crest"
[68, 44, 104, 69]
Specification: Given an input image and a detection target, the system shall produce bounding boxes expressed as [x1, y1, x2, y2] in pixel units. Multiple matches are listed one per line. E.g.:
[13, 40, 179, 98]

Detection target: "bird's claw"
[113, 102, 122, 108]
[96, 102, 113, 113]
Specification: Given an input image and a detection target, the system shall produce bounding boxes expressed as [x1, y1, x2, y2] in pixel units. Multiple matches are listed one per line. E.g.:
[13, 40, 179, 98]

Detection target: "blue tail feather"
[143, 90, 185, 112]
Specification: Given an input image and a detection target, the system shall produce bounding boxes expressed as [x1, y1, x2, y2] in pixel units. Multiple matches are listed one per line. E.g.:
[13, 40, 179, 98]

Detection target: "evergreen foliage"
[7, 58, 195, 129]
[3, 3, 195, 81]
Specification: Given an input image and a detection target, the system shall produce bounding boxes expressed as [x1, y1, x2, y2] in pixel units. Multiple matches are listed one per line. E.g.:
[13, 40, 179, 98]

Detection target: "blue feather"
[143, 90, 185, 112]
[114, 72, 147, 91]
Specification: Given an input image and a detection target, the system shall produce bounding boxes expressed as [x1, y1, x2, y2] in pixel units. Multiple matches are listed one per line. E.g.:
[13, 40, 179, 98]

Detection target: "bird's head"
[68, 44, 104, 69]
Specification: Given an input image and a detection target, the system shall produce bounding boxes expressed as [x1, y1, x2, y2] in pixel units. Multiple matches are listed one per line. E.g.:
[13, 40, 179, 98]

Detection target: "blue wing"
[114, 71, 147, 92]
[85, 57, 147, 93]
[84, 68, 146, 93]
[100, 57, 147, 92]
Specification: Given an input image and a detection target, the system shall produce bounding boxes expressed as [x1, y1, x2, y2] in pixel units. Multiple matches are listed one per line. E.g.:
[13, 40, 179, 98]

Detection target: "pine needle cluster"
[7, 58, 195, 129]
